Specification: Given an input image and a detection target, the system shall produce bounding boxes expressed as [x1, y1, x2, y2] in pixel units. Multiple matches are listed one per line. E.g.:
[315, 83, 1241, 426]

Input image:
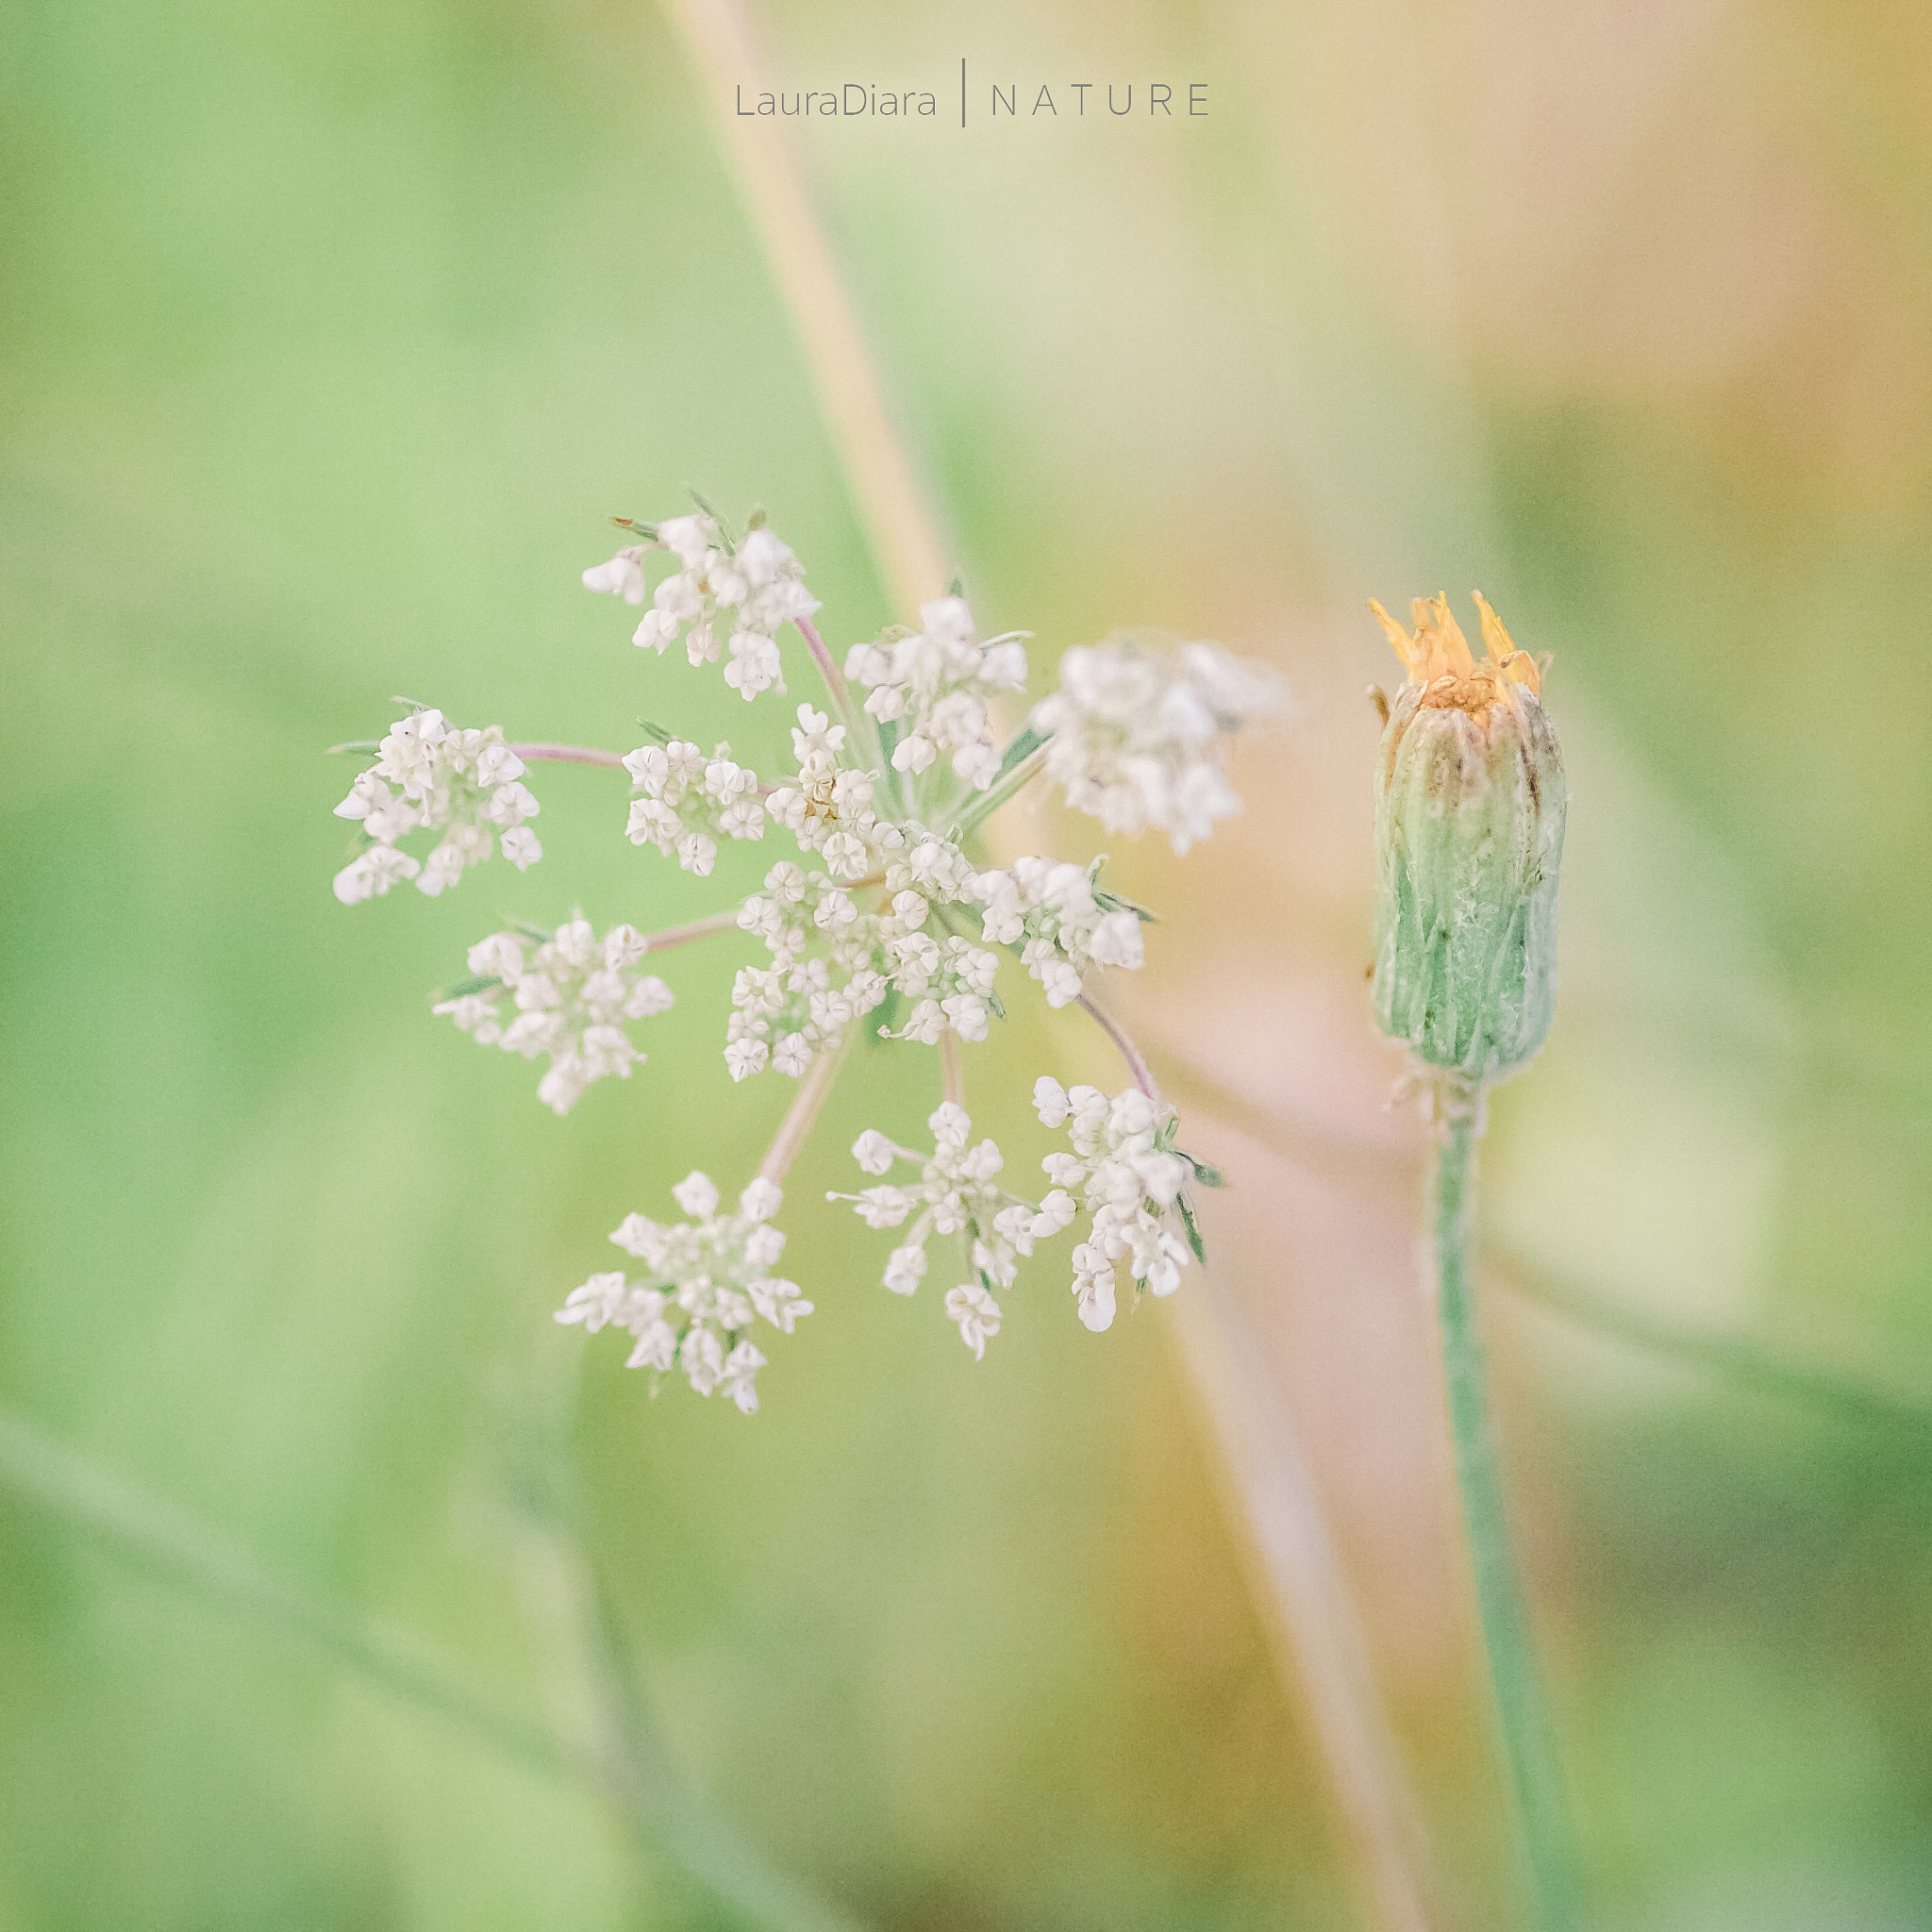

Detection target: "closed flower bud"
[1368, 593, 1565, 1090]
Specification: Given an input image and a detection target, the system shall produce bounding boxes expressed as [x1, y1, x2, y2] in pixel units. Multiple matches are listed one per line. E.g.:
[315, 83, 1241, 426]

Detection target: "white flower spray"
[327, 501, 1279, 1408]
[330, 708, 542, 902]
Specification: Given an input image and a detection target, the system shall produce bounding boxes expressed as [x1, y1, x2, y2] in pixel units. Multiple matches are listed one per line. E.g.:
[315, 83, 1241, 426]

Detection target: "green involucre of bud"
[1369, 594, 1566, 1087]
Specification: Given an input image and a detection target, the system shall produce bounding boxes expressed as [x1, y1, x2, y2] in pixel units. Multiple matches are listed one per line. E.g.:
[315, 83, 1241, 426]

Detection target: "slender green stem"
[1433, 1114, 1583, 1932]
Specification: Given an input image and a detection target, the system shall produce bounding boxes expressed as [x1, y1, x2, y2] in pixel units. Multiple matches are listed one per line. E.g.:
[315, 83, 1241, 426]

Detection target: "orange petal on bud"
[1414, 593, 1474, 679]
[1473, 591, 1541, 693]
[1367, 598, 1418, 676]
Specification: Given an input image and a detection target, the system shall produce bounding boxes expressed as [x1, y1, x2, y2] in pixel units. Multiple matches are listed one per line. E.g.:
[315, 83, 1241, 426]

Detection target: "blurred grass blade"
[0, 1404, 586, 1782]
[0, 1407, 868, 1932]
[1172, 1278, 1439, 1932]
[580, 1548, 870, 1932]
[1498, 1266, 1932, 1442]
[494, 1384, 873, 1932]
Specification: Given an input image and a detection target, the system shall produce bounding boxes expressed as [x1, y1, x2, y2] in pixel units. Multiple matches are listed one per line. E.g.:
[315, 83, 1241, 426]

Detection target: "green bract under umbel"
[1371, 681, 1566, 1084]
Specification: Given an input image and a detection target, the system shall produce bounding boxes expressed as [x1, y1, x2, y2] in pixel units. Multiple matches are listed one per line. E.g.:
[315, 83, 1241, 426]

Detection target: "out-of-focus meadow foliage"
[4, 1, 1931, 1927]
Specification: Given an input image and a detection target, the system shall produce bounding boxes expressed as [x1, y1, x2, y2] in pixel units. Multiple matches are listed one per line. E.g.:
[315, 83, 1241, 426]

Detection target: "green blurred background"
[5, 1, 1932, 1927]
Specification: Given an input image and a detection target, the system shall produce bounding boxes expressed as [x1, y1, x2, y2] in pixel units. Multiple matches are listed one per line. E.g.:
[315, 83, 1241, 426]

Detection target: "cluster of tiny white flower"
[582, 514, 819, 701]
[623, 738, 765, 876]
[731, 862, 883, 1081]
[874, 832, 1001, 1045]
[435, 919, 675, 1116]
[970, 856, 1146, 1008]
[763, 706, 905, 880]
[333, 708, 541, 903]
[728, 840, 1001, 1081]
[1033, 1077, 1196, 1332]
[832, 1103, 1073, 1357]
[554, 1172, 808, 1413]
[842, 595, 1028, 791]
[1031, 636, 1283, 853]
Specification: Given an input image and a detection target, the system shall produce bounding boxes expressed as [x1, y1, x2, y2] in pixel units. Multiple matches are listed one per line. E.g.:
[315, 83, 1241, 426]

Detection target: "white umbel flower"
[944, 1282, 1002, 1359]
[555, 1172, 808, 1413]
[436, 919, 675, 1115]
[623, 738, 765, 876]
[728, 861, 886, 1083]
[763, 708, 905, 880]
[332, 708, 541, 902]
[586, 516, 819, 701]
[1031, 635, 1282, 853]
[969, 856, 1145, 1008]
[1032, 1077, 1194, 1331]
[841, 596, 1028, 792]
[831, 1104, 1051, 1354]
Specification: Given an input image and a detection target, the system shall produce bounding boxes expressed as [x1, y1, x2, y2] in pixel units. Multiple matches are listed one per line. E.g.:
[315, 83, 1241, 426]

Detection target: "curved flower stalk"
[325, 503, 1279, 1409]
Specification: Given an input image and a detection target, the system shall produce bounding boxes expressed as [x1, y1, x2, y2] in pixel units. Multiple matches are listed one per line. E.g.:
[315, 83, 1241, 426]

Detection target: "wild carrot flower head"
[331, 500, 1247, 1411]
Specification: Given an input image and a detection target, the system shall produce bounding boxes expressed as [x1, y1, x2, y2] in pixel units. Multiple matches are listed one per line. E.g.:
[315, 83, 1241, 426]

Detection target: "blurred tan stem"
[1085, 1002, 1438, 1932]
[940, 1031, 965, 1109]
[508, 742, 628, 769]
[666, 3, 1436, 1924]
[640, 910, 745, 953]
[757, 1028, 855, 1188]
[658, 0, 951, 615]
